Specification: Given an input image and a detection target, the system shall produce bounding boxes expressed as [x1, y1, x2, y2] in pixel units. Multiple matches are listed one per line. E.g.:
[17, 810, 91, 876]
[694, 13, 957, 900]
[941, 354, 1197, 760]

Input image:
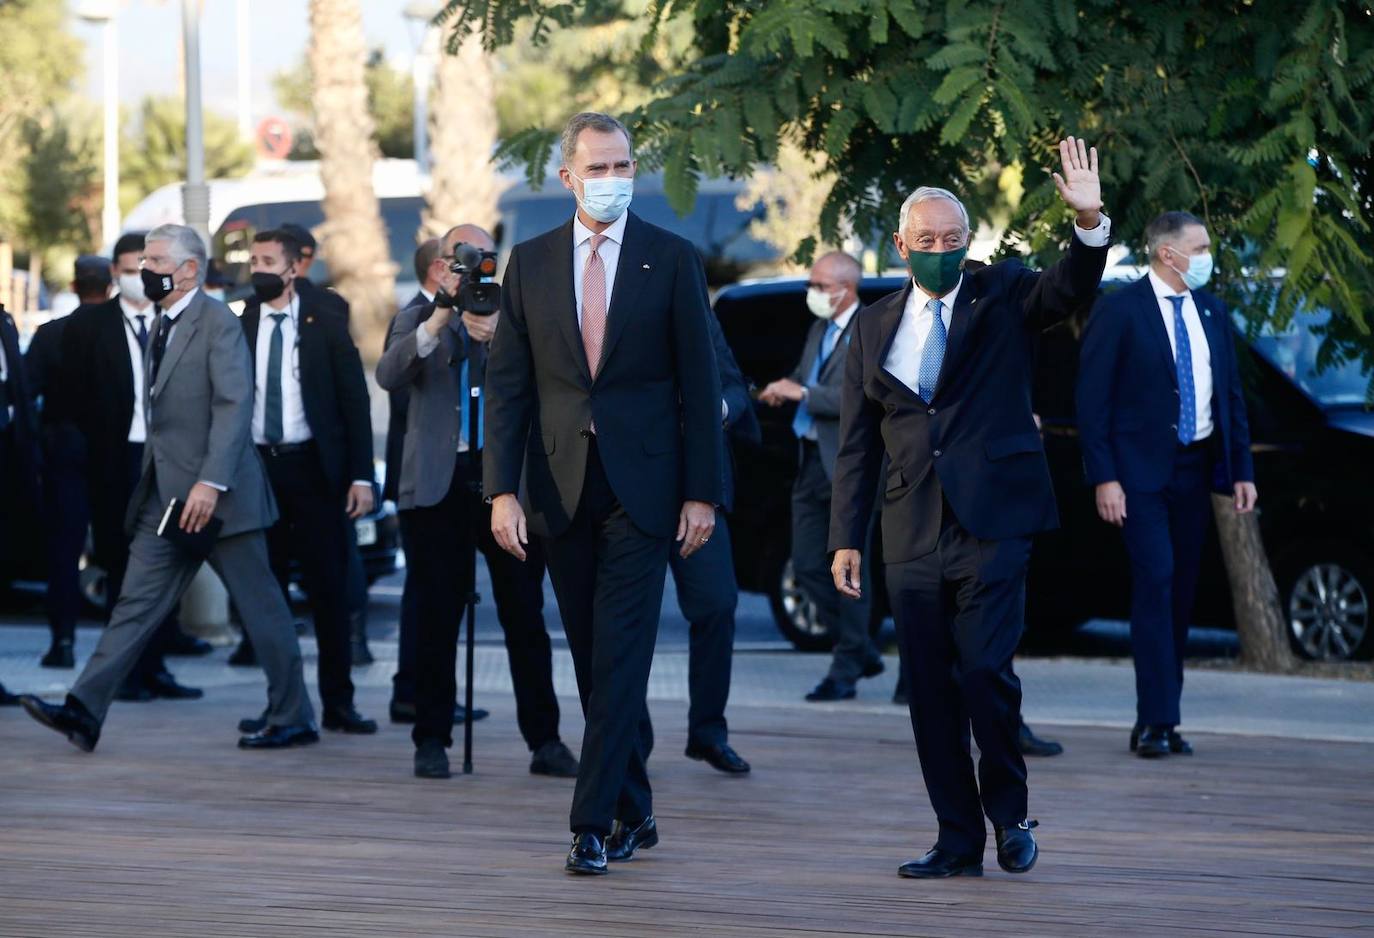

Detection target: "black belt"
[1178, 434, 1213, 453]
[258, 440, 316, 458]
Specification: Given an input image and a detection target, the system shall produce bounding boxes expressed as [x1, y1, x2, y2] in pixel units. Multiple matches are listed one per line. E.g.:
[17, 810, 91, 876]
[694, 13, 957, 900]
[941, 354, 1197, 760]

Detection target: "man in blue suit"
[1076, 210, 1257, 759]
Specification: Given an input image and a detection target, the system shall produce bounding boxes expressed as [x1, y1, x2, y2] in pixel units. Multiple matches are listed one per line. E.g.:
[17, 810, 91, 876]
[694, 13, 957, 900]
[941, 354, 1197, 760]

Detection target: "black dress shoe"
[1018, 722, 1064, 757]
[1167, 729, 1194, 755]
[388, 700, 490, 725]
[322, 706, 378, 734]
[565, 833, 609, 875]
[238, 723, 320, 749]
[227, 640, 257, 667]
[147, 670, 204, 700]
[41, 640, 75, 669]
[805, 677, 856, 702]
[994, 820, 1039, 873]
[20, 694, 101, 752]
[685, 740, 751, 774]
[165, 631, 214, 657]
[0, 683, 19, 706]
[898, 847, 983, 879]
[861, 658, 886, 679]
[1136, 725, 1171, 758]
[530, 740, 580, 777]
[414, 739, 451, 779]
[606, 816, 658, 862]
[238, 711, 268, 734]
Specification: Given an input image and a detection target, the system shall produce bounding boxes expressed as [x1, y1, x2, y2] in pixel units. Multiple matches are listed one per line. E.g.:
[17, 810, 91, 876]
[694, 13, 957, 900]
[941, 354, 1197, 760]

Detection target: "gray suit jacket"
[126, 290, 278, 537]
[375, 301, 476, 511]
[789, 307, 861, 480]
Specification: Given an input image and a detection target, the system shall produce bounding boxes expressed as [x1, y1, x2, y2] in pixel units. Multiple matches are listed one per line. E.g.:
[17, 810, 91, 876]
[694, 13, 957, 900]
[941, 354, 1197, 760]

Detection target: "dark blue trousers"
[665, 511, 737, 748]
[1120, 444, 1213, 728]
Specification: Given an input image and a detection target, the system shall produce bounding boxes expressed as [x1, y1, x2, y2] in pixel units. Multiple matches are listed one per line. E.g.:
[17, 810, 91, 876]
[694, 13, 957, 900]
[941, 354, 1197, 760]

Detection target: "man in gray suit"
[20, 224, 316, 752]
[759, 250, 884, 701]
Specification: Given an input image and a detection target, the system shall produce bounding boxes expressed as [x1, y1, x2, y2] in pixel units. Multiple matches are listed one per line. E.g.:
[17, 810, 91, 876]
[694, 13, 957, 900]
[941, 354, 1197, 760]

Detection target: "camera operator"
[376, 224, 577, 781]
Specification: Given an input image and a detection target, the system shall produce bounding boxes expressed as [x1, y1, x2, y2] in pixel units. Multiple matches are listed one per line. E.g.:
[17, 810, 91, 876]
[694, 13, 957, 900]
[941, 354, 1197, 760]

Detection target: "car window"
[1234, 305, 1372, 407]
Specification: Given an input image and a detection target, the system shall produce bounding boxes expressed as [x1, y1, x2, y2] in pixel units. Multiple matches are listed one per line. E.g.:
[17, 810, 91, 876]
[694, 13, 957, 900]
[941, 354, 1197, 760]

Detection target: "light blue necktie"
[916, 298, 946, 401]
[792, 320, 840, 439]
[1170, 295, 1195, 445]
[264, 312, 286, 444]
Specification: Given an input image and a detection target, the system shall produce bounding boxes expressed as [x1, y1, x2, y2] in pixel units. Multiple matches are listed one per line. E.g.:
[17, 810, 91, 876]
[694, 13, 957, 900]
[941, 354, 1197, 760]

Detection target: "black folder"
[156, 498, 223, 560]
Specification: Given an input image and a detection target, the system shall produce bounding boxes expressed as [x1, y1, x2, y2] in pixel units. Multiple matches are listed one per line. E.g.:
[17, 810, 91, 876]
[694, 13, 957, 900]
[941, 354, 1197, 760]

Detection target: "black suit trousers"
[665, 511, 737, 747]
[398, 452, 561, 751]
[885, 498, 1031, 856]
[543, 439, 670, 835]
[260, 445, 355, 712]
[40, 427, 89, 639]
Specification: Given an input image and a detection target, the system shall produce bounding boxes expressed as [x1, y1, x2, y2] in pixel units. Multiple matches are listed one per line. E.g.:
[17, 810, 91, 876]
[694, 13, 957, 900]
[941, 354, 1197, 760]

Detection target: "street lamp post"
[78, 0, 120, 249]
[403, 1, 441, 176]
[181, 0, 210, 247]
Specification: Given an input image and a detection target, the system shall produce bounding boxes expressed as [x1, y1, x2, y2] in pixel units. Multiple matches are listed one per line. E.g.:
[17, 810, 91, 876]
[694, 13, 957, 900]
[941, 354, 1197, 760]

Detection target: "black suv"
[714, 272, 1374, 661]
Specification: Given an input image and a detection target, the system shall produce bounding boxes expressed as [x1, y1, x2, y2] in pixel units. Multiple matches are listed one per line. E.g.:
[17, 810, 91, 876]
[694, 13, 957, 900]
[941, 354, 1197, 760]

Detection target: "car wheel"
[767, 557, 835, 652]
[1279, 546, 1373, 661]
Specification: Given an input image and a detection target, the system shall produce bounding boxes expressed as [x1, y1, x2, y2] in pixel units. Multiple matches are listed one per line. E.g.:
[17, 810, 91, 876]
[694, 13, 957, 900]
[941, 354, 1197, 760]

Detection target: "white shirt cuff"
[721, 398, 729, 420]
[415, 323, 440, 358]
[1073, 213, 1112, 247]
[199, 481, 228, 493]
[350, 480, 372, 488]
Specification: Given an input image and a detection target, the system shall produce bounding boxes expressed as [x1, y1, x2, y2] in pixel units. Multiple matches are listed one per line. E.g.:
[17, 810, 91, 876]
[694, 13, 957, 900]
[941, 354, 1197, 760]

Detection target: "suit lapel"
[817, 307, 860, 382]
[545, 220, 590, 385]
[1136, 276, 1177, 386]
[242, 304, 261, 378]
[596, 213, 653, 377]
[103, 301, 136, 405]
[933, 273, 982, 398]
[873, 284, 924, 404]
[152, 293, 203, 398]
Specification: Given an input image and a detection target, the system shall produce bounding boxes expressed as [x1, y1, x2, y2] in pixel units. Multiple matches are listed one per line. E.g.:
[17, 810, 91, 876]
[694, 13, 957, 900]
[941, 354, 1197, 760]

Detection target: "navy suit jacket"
[241, 293, 373, 495]
[1076, 275, 1254, 494]
[1, 309, 40, 495]
[709, 307, 760, 512]
[829, 234, 1109, 563]
[484, 211, 724, 539]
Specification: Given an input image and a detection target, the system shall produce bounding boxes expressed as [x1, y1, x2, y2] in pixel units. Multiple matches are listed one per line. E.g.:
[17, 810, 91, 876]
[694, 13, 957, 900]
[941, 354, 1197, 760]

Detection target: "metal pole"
[101, 17, 120, 248]
[236, 0, 252, 140]
[412, 28, 435, 175]
[181, 0, 211, 247]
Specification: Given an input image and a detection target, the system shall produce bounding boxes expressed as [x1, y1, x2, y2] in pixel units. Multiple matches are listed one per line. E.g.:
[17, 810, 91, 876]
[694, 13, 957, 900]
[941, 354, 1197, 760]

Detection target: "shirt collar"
[1147, 269, 1187, 301]
[160, 287, 199, 322]
[420, 288, 435, 303]
[119, 297, 152, 321]
[832, 300, 860, 333]
[573, 211, 629, 248]
[909, 274, 963, 312]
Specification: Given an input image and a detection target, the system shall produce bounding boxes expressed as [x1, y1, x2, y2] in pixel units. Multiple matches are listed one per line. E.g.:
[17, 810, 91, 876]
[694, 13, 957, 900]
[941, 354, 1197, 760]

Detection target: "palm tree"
[422, 30, 503, 239]
[308, 0, 396, 360]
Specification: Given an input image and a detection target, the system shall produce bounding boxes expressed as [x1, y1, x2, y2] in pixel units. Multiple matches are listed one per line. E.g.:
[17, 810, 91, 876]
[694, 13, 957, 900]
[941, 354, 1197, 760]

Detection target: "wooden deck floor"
[2, 683, 1371, 937]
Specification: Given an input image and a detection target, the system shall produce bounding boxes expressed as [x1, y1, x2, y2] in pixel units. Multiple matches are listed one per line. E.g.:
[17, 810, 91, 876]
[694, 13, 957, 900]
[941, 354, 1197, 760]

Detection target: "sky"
[69, 0, 426, 130]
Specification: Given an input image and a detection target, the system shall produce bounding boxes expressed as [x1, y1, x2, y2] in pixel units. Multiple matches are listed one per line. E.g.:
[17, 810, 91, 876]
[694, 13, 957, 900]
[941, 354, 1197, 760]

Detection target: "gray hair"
[146, 223, 208, 284]
[1144, 211, 1206, 257]
[898, 187, 970, 236]
[560, 112, 634, 168]
[814, 250, 862, 286]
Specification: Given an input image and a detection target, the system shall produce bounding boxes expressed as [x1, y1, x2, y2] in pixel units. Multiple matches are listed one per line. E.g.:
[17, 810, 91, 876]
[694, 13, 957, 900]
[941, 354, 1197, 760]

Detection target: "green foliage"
[120, 98, 255, 211]
[448, 0, 1374, 370]
[273, 50, 416, 159]
[20, 110, 99, 252]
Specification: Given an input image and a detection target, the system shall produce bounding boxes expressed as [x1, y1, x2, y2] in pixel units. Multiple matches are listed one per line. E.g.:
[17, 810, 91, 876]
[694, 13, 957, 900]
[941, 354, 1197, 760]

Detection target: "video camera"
[442, 241, 500, 315]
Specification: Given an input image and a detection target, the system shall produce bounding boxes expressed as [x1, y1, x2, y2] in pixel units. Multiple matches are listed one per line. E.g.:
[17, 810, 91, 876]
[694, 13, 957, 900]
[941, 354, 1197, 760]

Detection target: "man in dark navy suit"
[1077, 211, 1256, 759]
[486, 112, 723, 875]
[1, 302, 41, 613]
[830, 138, 1109, 880]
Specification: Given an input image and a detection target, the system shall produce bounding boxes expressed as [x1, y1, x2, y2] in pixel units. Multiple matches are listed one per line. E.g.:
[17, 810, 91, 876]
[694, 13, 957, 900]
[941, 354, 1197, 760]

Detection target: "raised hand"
[1051, 136, 1102, 226]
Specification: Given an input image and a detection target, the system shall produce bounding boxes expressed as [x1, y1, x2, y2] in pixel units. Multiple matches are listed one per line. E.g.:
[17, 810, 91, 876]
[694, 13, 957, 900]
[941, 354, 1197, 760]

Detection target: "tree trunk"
[308, 0, 396, 362]
[421, 31, 503, 240]
[1211, 493, 1296, 672]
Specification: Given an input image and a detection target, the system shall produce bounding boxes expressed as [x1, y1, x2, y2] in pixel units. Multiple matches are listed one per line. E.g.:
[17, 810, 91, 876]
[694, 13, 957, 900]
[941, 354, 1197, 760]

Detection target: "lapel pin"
[642, 263, 651, 270]
[1203, 309, 1211, 318]
[306, 315, 315, 324]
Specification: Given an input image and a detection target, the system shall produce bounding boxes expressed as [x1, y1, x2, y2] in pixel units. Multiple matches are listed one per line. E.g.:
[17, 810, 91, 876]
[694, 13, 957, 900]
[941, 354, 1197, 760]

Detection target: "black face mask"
[141, 266, 177, 303]
[250, 271, 289, 303]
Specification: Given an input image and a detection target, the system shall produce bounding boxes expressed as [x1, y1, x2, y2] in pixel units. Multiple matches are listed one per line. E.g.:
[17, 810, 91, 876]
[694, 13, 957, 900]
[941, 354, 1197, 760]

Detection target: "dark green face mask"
[906, 244, 968, 296]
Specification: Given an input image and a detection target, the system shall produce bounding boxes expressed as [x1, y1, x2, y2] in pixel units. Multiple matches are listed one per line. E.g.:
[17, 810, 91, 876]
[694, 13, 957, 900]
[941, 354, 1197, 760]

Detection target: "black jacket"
[58, 298, 143, 487]
[484, 212, 724, 539]
[1, 308, 40, 492]
[241, 293, 373, 495]
[829, 234, 1109, 563]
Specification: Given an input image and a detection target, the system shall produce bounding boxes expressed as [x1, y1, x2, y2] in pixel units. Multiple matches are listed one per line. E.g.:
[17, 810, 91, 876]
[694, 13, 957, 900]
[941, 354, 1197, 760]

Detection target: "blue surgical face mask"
[1171, 250, 1213, 290]
[570, 171, 634, 223]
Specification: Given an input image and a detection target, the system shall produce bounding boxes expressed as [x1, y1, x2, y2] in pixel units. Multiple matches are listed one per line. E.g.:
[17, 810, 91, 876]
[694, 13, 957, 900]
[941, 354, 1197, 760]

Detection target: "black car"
[715, 271, 1374, 660]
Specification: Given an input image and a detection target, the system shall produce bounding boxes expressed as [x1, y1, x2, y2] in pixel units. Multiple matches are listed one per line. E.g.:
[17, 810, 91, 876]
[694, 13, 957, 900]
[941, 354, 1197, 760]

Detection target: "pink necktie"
[581, 234, 608, 379]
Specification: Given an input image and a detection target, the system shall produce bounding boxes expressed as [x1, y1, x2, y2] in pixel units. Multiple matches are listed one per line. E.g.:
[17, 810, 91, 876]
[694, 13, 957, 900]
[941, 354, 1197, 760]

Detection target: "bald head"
[807, 251, 861, 319]
[443, 224, 495, 255]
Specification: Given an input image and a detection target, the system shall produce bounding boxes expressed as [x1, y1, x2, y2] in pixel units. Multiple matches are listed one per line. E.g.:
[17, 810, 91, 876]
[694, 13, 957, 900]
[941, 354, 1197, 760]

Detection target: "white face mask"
[570, 171, 634, 223]
[806, 286, 838, 319]
[117, 272, 147, 304]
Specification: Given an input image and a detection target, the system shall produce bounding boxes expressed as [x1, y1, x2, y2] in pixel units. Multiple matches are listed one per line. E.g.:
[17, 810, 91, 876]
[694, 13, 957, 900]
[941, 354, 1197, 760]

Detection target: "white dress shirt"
[120, 298, 152, 443]
[0, 320, 11, 424]
[885, 217, 1113, 392]
[1147, 269, 1214, 441]
[252, 295, 311, 445]
[572, 211, 628, 326]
